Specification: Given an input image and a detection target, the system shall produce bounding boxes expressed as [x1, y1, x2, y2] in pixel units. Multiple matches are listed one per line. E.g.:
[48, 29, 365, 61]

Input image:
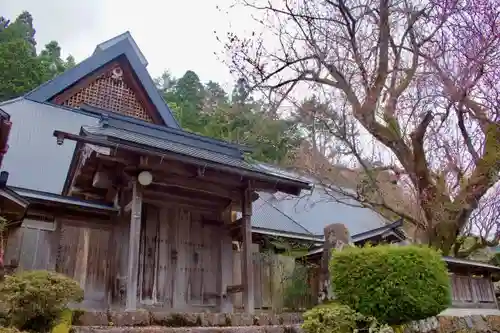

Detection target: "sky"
[0, 0, 250, 91]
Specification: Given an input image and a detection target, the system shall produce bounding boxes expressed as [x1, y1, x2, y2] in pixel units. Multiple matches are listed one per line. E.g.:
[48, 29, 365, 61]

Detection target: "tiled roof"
[81, 118, 310, 190]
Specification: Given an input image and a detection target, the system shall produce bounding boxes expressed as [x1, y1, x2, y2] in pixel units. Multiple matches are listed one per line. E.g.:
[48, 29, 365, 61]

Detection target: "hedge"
[330, 245, 451, 324]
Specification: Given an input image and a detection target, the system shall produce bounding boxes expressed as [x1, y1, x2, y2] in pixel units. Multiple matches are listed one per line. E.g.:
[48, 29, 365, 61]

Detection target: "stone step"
[72, 325, 303, 333]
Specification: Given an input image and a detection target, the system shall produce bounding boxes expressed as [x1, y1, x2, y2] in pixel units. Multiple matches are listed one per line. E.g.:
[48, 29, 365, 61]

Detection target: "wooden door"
[57, 222, 111, 309]
[138, 204, 223, 310]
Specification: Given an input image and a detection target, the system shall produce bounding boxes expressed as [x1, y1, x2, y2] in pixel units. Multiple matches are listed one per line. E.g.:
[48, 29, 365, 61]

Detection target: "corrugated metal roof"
[13, 187, 117, 211]
[252, 192, 315, 235]
[267, 187, 389, 236]
[231, 164, 393, 238]
[249, 185, 390, 239]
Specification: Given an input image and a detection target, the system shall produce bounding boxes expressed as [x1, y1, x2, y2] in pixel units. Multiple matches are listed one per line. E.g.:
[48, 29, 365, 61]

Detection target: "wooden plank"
[252, 244, 262, 309]
[219, 226, 233, 312]
[232, 250, 242, 308]
[4, 227, 23, 267]
[189, 214, 203, 304]
[140, 204, 159, 303]
[172, 208, 189, 309]
[110, 215, 130, 306]
[126, 180, 143, 310]
[261, 254, 272, 308]
[203, 222, 219, 306]
[18, 228, 39, 270]
[57, 224, 79, 276]
[74, 228, 90, 289]
[241, 185, 254, 313]
[85, 228, 111, 307]
[157, 206, 173, 307]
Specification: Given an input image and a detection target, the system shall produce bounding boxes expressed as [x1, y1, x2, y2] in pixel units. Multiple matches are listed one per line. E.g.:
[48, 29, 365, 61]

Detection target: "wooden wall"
[450, 273, 498, 309]
[4, 219, 57, 271]
[4, 203, 233, 312]
[57, 220, 112, 309]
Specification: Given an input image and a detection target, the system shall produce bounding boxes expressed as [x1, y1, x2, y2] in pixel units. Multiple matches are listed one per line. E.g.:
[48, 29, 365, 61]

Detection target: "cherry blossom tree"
[222, 0, 500, 255]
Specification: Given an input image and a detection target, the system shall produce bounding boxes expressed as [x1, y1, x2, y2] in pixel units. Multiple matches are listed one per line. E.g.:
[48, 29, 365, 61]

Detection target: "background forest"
[0, 11, 311, 164]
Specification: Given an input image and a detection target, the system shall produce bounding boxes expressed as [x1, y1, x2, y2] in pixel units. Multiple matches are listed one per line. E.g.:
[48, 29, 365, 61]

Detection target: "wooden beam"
[152, 175, 240, 200]
[241, 184, 254, 313]
[126, 180, 142, 310]
[143, 189, 230, 210]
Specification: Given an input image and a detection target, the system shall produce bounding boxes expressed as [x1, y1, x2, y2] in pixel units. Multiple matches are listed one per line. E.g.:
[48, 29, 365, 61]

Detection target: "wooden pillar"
[241, 184, 254, 313]
[126, 180, 142, 310]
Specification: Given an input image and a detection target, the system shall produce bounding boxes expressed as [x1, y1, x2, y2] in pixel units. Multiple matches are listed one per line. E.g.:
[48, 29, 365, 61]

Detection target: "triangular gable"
[25, 34, 179, 128]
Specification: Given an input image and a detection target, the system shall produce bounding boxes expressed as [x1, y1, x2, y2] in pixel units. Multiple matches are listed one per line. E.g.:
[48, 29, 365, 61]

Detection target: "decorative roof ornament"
[111, 67, 123, 81]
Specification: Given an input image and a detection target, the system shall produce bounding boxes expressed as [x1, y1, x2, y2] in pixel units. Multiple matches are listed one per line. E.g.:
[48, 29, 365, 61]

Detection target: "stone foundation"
[72, 311, 500, 333]
[405, 315, 500, 333]
[73, 326, 303, 333]
[72, 311, 303, 328]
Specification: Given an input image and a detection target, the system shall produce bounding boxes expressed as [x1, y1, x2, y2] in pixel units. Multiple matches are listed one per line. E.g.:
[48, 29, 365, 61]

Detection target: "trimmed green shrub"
[302, 302, 387, 333]
[0, 270, 83, 332]
[330, 245, 451, 325]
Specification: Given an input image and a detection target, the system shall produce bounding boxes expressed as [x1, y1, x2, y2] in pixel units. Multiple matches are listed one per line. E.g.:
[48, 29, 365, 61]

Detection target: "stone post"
[319, 223, 351, 303]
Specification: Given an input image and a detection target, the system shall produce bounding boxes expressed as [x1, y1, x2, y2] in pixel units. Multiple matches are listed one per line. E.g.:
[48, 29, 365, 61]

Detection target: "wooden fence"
[232, 246, 317, 311]
[450, 273, 497, 308]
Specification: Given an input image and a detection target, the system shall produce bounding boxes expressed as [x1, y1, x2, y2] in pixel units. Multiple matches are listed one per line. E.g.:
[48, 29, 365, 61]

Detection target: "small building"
[245, 176, 500, 311]
[0, 32, 311, 313]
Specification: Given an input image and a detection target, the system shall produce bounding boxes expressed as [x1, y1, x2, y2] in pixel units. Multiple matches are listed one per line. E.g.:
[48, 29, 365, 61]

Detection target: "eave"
[54, 130, 311, 196]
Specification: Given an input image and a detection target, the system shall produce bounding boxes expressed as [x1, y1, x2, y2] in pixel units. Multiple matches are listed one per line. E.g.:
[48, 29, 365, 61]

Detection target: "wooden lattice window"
[58, 65, 154, 122]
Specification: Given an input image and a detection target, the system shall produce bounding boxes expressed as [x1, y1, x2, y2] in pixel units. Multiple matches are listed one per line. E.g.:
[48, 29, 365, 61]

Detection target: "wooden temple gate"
[49, 127, 309, 313]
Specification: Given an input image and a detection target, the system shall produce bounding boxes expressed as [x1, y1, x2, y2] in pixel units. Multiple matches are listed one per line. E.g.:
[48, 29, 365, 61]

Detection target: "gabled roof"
[24, 33, 179, 128]
[53, 113, 311, 195]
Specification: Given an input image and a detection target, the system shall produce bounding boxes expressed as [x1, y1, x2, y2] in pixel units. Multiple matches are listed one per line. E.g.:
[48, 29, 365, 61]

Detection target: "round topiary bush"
[0, 270, 83, 332]
[330, 245, 451, 325]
